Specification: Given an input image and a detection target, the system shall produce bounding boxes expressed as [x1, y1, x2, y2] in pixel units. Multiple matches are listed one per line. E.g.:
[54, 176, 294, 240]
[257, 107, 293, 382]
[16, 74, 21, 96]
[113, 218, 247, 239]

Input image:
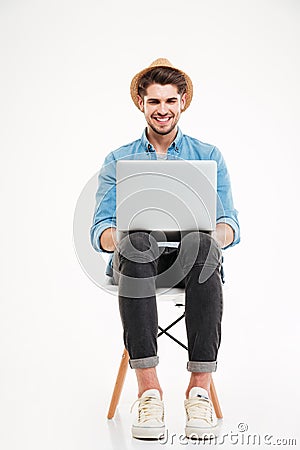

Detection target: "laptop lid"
[116, 160, 217, 233]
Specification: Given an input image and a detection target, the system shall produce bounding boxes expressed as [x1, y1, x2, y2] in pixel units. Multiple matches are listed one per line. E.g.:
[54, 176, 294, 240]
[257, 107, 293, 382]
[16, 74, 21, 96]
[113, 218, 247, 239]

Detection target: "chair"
[105, 285, 223, 420]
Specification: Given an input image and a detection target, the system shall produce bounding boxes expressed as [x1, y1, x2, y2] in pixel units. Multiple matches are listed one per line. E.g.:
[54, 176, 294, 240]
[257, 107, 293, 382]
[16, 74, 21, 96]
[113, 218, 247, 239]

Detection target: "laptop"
[116, 160, 217, 236]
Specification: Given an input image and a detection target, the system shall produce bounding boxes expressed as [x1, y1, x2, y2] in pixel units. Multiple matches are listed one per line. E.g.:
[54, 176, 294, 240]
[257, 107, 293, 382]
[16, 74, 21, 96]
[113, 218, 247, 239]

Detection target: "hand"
[212, 223, 234, 249]
[100, 227, 117, 252]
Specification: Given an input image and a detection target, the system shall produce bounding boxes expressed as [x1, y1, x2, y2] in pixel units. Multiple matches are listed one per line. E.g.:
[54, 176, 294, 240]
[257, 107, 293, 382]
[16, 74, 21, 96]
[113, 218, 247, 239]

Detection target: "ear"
[180, 92, 187, 111]
[137, 95, 144, 112]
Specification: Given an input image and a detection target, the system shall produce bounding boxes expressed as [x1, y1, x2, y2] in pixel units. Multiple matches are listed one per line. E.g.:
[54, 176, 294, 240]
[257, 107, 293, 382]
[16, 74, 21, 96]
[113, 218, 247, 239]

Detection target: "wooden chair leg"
[107, 348, 130, 419]
[210, 377, 223, 419]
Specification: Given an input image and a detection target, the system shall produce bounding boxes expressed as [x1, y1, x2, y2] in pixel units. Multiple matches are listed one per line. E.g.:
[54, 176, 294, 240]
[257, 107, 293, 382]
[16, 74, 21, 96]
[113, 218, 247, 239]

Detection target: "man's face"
[137, 84, 187, 136]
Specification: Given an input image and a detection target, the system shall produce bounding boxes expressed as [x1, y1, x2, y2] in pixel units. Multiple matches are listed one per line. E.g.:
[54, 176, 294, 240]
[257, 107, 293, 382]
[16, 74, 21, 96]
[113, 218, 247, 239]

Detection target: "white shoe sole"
[185, 422, 221, 440]
[132, 424, 165, 440]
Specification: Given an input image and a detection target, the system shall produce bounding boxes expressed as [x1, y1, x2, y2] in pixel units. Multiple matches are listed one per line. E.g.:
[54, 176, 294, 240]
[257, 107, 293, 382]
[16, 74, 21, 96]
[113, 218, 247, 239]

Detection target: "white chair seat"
[104, 276, 185, 304]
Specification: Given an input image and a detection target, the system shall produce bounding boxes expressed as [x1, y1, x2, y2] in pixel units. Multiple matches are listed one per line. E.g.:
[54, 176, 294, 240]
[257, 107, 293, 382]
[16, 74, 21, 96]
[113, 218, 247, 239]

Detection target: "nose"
[157, 102, 168, 115]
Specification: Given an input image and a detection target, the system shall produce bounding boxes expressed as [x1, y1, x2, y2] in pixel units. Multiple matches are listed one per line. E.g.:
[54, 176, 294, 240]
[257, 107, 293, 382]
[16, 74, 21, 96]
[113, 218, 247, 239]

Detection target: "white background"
[1, 1, 300, 449]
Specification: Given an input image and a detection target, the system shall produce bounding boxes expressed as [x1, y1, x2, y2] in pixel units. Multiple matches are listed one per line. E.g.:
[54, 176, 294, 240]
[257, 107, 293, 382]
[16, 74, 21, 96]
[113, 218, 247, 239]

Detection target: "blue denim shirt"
[91, 128, 240, 270]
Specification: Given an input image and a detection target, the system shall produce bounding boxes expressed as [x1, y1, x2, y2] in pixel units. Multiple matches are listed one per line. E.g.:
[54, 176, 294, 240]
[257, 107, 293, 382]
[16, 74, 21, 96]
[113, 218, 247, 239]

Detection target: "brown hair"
[138, 67, 187, 99]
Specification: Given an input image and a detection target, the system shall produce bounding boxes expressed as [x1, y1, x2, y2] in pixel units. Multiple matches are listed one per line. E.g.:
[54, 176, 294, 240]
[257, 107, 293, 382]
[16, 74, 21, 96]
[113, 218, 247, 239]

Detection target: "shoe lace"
[131, 396, 164, 424]
[185, 397, 214, 423]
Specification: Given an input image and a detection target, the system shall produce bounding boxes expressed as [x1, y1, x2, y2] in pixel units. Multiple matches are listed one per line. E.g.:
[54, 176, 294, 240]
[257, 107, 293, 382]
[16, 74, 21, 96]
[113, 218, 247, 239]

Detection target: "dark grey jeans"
[112, 231, 223, 372]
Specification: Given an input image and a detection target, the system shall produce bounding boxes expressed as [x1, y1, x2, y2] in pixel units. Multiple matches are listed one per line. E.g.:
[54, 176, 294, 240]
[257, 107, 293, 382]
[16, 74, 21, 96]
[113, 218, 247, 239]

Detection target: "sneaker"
[184, 387, 220, 439]
[131, 389, 165, 440]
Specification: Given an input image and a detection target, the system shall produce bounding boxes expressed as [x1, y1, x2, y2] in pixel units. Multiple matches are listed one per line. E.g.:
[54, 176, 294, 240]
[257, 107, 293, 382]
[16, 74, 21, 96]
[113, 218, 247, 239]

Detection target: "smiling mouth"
[153, 116, 172, 124]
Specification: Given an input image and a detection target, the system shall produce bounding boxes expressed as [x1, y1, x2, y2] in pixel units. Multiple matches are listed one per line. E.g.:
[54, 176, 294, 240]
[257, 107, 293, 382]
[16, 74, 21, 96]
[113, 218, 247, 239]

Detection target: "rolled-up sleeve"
[90, 153, 117, 253]
[211, 147, 240, 248]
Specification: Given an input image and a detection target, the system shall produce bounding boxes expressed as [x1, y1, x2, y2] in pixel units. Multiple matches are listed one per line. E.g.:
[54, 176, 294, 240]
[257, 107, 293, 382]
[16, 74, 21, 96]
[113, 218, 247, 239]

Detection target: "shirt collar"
[141, 127, 183, 153]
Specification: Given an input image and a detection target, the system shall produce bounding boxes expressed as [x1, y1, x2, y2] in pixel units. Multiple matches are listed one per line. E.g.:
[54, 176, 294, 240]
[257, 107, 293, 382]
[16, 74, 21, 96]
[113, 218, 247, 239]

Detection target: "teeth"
[155, 117, 170, 122]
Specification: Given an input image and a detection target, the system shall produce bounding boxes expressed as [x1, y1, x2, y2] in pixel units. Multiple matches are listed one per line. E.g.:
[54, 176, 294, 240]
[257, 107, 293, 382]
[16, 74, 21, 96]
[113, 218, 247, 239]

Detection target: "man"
[91, 58, 240, 440]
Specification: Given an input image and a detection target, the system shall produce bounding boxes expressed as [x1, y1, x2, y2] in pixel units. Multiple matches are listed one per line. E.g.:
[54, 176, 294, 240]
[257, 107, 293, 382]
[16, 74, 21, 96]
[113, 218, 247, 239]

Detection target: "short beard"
[148, 122, 177, 136]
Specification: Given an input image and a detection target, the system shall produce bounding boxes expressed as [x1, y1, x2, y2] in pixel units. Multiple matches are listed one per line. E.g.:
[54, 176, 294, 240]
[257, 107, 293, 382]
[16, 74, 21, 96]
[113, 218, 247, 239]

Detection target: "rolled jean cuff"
[129, 356, 159, 369]
[187, 361, 217, 373]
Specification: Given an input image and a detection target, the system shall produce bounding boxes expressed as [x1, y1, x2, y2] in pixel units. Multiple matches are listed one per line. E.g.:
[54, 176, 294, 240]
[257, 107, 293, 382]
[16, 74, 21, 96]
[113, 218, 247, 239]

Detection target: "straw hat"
[130, 58, 193, 112]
